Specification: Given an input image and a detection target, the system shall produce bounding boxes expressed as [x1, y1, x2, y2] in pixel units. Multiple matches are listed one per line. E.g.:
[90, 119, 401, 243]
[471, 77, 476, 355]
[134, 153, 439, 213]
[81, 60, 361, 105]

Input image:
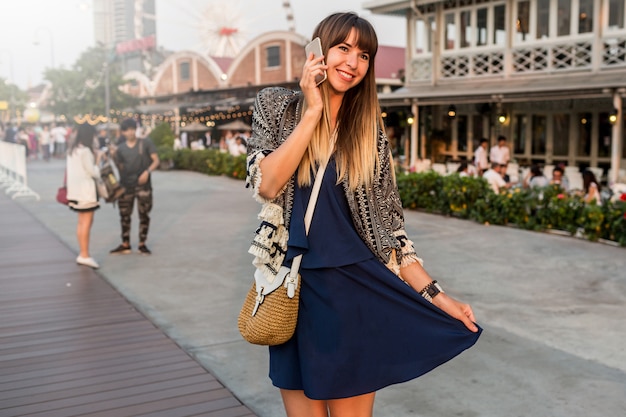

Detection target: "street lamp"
[33, 27, 55, 68]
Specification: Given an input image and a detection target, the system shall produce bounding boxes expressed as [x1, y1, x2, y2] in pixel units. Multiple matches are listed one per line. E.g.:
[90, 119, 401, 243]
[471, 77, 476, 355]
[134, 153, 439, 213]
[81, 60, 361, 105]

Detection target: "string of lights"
[72, 107, 253, 127]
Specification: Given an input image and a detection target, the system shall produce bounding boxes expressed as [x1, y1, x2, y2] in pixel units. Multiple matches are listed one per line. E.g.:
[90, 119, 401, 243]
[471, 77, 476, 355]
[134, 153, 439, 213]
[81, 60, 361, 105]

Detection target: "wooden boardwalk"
[0, 195, 256, 417]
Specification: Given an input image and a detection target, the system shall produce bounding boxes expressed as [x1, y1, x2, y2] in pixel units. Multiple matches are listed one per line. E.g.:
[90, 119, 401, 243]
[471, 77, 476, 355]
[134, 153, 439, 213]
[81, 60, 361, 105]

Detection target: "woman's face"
[324, 28, 370, 97]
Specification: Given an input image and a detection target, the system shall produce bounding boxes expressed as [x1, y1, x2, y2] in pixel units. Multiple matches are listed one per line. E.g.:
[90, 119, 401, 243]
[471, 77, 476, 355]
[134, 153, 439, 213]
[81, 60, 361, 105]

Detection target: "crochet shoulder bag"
[238, 161, 327, 346]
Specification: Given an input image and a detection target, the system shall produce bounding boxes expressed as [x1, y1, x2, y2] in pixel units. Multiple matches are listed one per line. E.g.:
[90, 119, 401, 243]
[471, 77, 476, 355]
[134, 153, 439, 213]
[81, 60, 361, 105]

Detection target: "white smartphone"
[305, 37, 327, 86]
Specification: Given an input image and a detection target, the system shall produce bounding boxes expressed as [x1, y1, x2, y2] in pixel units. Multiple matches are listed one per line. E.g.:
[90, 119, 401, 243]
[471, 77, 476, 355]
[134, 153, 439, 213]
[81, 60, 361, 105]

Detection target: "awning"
[379, 71, 626, 105]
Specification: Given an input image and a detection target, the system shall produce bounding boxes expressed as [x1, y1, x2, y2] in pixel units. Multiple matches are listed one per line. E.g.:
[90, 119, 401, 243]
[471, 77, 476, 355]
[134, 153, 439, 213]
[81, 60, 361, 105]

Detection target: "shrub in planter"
[441, 175, 490, 219]
[188, 149, 213, 174]
[534, 186, 583, 234]
[396, 171, 444, 213]
[577, 203, 605, 241]
[149, 122, 175, 148]
[471, 188, 533, 228]
[172, 148, 193, 169]
[601, 193, 626, 246]
[223, 154, 247, 180]
[203, 151, 222, 174]
[156, 145, 176, 170]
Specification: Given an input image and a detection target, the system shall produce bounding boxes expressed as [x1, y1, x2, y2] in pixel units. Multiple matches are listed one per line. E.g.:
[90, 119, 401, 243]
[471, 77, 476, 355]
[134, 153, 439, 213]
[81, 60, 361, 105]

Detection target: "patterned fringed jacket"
[246, 87, 422, 282]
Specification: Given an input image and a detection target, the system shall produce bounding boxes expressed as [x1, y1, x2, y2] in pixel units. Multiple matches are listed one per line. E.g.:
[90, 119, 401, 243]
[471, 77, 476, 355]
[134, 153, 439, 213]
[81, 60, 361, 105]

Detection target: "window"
[415, 15, 435, 53]
[460, 10, 471, 48]
[598, 113, 613, 157]
[440, 3, 507, 50]
[578, 0, 594, 34]
[552, 114, 570, 156]
[514, 115, 527, 154]
[445, 13, 456, 50]
[536, 0, 550, 39]
[577, 113, 592, 157]
[457, 115, 468, 152]
[608, 0, 625, 30]
[532, 115, 547, 155]
[472, 115, 484, 152]
[266, 45, 280, 68]
[516, 1, 530, 42]
[179, 61, 190, 81]
[476, 7, 488, 46]
[493, 5, 506, 45]
[557, 0, 571, 36]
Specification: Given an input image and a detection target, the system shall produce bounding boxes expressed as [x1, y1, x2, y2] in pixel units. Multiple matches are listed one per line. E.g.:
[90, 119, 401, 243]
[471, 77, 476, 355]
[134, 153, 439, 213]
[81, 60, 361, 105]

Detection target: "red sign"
[116, 35, 156, 55]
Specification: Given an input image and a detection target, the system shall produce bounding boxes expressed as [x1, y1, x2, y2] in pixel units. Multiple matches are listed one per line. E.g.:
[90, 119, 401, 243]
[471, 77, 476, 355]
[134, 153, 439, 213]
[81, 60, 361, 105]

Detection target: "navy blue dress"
[269, 160, 481, 400]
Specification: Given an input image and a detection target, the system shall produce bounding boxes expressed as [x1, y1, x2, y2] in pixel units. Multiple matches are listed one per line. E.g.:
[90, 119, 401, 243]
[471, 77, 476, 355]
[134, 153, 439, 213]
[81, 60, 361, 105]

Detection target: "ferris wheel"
[158, 0, 297, 58]
[199, 2, 247, 57]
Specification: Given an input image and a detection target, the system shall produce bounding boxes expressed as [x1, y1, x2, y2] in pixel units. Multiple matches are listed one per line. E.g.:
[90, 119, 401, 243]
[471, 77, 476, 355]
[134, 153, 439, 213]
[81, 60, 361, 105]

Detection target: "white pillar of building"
[610, 91, 623, 185]
[410, 100, 419, 168]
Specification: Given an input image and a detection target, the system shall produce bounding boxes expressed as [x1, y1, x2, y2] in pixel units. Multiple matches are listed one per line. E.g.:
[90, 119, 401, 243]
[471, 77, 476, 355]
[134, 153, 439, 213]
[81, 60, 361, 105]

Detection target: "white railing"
[409, 34, 626, 84]
[0, 142, 40, 200]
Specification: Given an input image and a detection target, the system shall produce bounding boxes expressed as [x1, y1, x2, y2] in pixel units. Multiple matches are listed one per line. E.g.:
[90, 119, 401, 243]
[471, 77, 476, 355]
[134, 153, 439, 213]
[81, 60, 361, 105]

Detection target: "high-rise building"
[93, 0, 158, 75]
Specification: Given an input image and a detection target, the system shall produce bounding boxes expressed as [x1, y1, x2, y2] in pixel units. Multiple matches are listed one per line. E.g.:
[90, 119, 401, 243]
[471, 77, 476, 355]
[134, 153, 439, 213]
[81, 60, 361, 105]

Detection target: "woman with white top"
[66, 124, 103, 268]
[582, 170, 602, 205]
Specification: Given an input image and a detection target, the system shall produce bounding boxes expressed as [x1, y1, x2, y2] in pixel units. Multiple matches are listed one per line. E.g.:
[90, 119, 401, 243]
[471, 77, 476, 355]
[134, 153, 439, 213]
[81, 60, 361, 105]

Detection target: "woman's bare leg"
[281, 389, 376, 417]
[77, 211, 94, 258]
[281, 389, 328, 417]
[328, 392, 375, 417]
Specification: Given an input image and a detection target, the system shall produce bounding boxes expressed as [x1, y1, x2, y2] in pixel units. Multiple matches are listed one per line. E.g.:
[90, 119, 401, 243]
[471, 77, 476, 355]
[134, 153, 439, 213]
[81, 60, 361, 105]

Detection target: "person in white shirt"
[173, 136, 183, 150]
[482, 163, 510, 194]
[489, 135, 510, 165]
[39, 125, 51, 161]
[474, 138, 489, 174]
[51, 123, 68, 158]
[582, 170, 602, 205]
[523, 164, 549, 189]
[66, 124, 103, 269]
[550, 166, 569, 192]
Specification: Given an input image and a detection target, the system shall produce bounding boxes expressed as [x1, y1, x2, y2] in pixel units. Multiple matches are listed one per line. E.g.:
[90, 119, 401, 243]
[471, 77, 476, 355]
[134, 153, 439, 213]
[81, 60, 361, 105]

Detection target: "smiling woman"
[242, 11, 481, 417]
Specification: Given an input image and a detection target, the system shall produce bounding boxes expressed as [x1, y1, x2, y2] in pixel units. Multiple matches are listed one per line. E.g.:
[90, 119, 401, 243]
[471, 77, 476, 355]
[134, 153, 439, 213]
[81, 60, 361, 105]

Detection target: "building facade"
[93, 0, 158, 75]
[122, 31, 404, 134]
[366, 0, 626, 184]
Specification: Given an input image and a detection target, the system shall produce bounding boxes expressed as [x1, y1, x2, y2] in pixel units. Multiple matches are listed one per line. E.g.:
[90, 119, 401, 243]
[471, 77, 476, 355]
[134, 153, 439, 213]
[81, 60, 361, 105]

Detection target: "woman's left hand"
[432, 293, 479, 333]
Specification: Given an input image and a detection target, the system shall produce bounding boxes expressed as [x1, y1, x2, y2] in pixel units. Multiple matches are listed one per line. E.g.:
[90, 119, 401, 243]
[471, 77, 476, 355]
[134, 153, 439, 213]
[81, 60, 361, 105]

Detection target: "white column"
[610, 92, 623, 184]
[411, 100, 419, 168]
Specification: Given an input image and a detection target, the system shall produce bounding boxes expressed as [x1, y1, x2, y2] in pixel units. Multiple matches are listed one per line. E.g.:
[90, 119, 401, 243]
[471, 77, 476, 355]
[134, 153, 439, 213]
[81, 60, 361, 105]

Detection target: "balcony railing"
[408, 34, 626, 84]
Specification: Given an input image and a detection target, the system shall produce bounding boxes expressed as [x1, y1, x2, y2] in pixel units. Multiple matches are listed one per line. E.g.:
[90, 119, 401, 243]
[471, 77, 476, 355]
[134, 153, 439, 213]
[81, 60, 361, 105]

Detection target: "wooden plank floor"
[0, 195, 256, 417]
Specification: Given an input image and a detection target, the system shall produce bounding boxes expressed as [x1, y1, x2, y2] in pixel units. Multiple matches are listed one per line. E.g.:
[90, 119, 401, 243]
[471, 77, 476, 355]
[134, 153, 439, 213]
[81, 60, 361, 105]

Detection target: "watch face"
[426, 286, 438, 297]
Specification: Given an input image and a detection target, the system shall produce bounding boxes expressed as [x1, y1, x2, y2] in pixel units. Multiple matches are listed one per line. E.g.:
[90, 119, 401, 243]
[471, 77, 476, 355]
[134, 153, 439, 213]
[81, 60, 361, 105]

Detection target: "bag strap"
[288, 160, 328, 279]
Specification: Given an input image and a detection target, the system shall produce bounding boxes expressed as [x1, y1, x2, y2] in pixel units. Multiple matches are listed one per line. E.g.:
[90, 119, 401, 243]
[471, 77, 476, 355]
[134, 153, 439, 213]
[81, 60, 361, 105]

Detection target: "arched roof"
[123, 71, 154, 96]
[152, 50, 228, 91]
[226, 31, 309, 81]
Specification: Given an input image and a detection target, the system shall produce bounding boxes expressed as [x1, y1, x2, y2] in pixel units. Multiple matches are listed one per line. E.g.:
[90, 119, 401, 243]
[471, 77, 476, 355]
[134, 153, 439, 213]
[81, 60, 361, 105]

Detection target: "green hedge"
[158, 148, 247, 180]
[396, 172, 626, 246]
[157, 149, 626, 246]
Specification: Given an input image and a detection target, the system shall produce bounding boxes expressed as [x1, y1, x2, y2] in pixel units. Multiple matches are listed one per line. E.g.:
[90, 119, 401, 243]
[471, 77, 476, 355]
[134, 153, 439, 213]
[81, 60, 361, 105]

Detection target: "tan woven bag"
[238, 161, 327, 346]
[238, 268, 301, 345]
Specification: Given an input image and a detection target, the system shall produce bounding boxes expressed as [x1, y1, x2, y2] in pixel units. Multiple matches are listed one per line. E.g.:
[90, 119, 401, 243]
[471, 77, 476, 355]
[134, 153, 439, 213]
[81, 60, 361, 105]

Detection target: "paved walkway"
[4, 158, 626, 416]
[0, 185, 255, 416]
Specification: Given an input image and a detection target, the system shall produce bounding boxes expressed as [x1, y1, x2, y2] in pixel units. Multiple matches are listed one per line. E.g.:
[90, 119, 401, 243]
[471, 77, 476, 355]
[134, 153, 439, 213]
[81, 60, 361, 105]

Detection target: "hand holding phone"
[305, 37, 327, 86]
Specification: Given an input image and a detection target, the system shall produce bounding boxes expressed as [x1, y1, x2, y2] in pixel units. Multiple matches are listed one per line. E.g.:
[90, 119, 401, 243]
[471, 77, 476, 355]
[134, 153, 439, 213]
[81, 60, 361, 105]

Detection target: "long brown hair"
[298, 12, 382, 191]
[71, 124, 96, 155]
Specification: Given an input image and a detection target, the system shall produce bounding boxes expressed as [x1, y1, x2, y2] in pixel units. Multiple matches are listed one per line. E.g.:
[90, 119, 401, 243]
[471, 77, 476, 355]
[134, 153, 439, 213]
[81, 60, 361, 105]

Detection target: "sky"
[0, 0, 406, 91]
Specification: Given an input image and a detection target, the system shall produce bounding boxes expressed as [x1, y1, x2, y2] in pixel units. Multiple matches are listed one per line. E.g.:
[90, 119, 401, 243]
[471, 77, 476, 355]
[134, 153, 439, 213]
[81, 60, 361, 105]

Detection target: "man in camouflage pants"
[109, 118, 160, 255]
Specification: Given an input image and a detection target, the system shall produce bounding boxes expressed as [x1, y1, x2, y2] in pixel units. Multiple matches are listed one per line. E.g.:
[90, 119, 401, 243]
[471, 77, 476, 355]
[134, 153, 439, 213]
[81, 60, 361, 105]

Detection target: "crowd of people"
[0, 121, 75, 161]
[172, 128, 249, 157]
[3, 118, 160, 270]
[451, 134, 604, 205]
